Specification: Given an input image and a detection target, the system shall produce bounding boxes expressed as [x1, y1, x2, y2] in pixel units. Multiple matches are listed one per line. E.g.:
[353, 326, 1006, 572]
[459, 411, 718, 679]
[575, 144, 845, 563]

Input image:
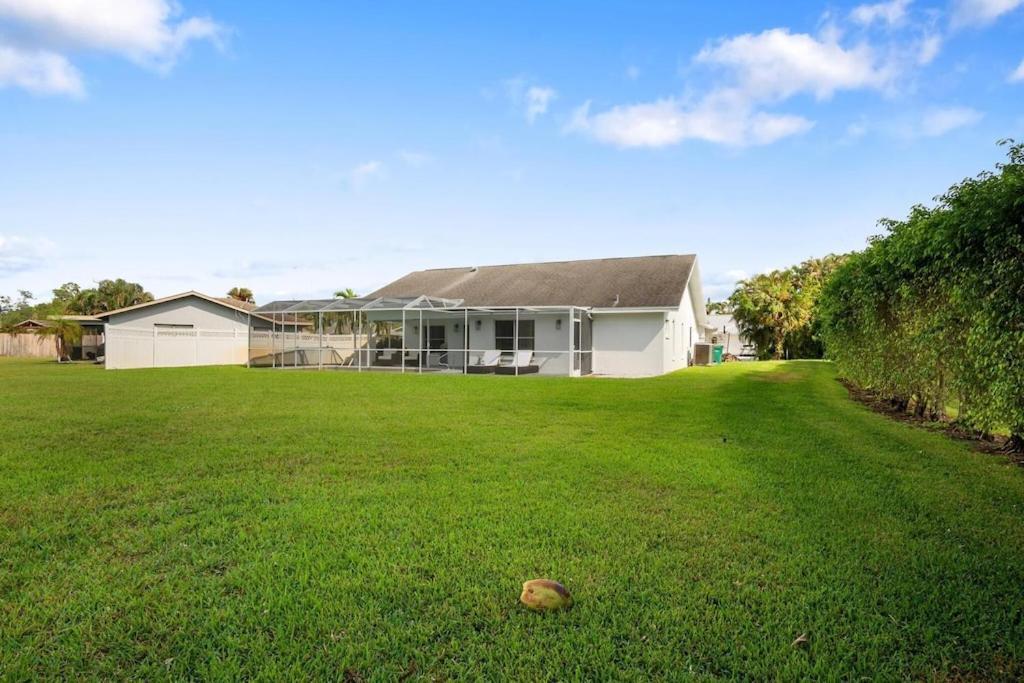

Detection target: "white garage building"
[253, 254, 710, 377]
[99, 291, 285, 370]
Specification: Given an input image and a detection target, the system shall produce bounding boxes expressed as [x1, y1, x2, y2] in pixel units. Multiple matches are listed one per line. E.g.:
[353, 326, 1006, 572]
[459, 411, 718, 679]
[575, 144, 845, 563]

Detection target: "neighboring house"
[98, 291, 306, 370]
[12, 319, 53, 331]
[706, 313, 756, 358]
[3, 316, 104, 360]
[254, 254, 709, 377]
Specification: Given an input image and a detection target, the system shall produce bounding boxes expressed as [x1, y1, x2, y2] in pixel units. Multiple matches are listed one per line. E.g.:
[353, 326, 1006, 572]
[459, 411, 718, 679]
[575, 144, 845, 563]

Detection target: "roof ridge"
[417, 253, 695, 273]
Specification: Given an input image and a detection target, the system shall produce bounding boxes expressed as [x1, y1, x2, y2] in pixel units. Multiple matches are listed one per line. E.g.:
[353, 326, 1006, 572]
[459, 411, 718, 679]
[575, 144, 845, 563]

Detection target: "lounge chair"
[495, 350, 540, 375]
[375, 349, 398, 366]
[467, 350, 502, 374]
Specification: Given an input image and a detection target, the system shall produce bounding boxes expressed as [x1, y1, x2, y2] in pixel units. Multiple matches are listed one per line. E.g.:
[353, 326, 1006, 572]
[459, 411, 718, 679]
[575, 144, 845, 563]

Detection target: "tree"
[37, 319, 82, 362]
[69, 279, 153, 314]
[52, 282, 81, 306]
[706, 300, 731, 314]
[726, 254, 846, 360]
[334, 288, 358, 299]
[730, 269, 811, 360]
[227, 287, 255, 303]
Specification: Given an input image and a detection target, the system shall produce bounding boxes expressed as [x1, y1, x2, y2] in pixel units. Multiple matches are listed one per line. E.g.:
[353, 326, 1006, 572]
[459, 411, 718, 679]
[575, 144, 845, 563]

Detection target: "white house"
[706, 313, 756, 358]
[98, 291, 298, 370]
[254, 254, 709, 377]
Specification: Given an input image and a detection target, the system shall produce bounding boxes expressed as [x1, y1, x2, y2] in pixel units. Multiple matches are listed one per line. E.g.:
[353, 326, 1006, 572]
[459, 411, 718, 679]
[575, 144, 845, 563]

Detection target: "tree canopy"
[727, 255, 846, 360]
[1, 278, 154, 328]
[68, 279, 153, 314]
[227, 287, 255, 303]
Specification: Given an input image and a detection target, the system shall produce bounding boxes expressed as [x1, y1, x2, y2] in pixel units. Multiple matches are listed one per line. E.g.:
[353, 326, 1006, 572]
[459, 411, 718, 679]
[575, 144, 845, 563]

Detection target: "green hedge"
[819, 141, 1024, 446]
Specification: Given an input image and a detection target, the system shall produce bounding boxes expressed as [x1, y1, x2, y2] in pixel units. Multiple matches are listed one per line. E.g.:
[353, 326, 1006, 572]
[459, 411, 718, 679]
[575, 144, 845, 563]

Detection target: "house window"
[494, 319, 534, 351]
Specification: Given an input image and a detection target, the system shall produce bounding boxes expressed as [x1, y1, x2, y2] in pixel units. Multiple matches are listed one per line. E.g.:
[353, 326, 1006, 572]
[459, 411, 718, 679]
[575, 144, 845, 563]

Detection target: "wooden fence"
[0, 333, 55, 359]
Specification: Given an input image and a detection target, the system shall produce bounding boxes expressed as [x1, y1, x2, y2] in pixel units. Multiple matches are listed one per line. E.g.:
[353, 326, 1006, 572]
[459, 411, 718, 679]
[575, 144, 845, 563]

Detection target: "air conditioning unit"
[693, 342, 712, 366]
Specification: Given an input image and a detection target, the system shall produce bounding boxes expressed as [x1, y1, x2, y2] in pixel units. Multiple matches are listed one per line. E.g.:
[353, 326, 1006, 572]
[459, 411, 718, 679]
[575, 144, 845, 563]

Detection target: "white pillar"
[568, 306, 574, 377]
[514, 307, 519, 376]
[401, 309, 406, 373]
[418, 309, 423, 373]
[463, 308, 468, 374]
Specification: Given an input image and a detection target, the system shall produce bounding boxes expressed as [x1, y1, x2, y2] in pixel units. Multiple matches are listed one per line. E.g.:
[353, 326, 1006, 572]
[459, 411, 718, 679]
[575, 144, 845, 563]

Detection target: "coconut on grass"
[520, 579, 572, 611]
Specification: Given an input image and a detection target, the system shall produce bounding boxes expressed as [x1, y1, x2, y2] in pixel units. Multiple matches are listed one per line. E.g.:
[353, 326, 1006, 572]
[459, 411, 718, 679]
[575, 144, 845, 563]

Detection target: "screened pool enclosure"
[248, 296, 593, 376]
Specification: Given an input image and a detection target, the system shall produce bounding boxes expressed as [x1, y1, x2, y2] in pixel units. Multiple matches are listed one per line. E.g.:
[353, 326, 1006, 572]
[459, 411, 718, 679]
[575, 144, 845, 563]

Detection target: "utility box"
[693, 342, 712, 366]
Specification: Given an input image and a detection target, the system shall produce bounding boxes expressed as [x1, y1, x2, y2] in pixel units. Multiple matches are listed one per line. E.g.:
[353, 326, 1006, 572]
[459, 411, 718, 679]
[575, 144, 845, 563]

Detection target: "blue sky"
[1, 0, 1022, 303]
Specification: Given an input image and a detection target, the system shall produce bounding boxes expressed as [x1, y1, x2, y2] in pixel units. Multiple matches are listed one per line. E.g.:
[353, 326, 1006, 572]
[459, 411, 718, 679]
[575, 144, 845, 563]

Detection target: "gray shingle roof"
[367, 254, 696, 308]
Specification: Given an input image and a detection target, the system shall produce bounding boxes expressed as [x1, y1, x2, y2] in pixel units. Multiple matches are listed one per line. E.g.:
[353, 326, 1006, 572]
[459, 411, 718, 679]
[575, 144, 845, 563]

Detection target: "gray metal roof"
[366, 254, 697, 308]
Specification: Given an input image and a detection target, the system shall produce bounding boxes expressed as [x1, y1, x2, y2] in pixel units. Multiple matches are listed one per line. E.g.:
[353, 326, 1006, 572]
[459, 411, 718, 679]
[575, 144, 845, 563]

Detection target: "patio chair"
[495, 350, 540, 375]
[467, 349, 502, 374]
[375, 349, 398, 366]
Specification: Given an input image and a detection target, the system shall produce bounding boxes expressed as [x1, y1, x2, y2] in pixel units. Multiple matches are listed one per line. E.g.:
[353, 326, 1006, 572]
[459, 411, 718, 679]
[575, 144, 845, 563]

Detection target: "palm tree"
[334, 288, 358, 299]
[227, 287, 255, 303]
[730, 269, 812, 360]
[38, 319, 82, 362]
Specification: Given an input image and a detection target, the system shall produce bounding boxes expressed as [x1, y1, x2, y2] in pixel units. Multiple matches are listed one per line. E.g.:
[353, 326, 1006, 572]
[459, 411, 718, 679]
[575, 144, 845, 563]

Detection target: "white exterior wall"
[662, 283, 700, 373]
[104, 297, 252, 370]
[591, 312, 665, 377]
[591, 284, 703, 377]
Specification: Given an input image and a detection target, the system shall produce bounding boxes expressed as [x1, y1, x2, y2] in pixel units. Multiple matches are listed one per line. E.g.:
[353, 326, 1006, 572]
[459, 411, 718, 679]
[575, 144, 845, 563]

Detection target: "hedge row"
[819, 142, 1024, 448]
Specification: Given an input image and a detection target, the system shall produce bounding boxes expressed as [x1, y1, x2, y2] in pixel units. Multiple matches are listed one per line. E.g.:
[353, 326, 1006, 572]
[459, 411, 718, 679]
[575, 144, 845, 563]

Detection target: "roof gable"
[95, 291, 308, 325]
[95, 291, 256, 319]
[367, 254, 697, 308]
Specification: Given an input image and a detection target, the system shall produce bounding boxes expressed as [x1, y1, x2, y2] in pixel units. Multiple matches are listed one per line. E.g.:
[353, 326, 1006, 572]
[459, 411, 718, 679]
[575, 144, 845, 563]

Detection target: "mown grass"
[1, 358, 1022, 680]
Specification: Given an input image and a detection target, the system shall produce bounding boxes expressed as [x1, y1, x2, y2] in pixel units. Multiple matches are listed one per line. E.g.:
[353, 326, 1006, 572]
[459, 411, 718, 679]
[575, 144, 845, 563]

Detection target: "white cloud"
[694, 28, 895, 101]
[570, 28, 894, 149]
[0, 0, 224, 96]
[502, 76, 557, 122]
[525, 85, 556, 123]
[950, 0, 1024, 28]
[1009, 58, 1024, 82]
[567, 92, 813, 148]
[0, 45, 82, 96]
[850, 0, 912, 27]
[625, 65, 641, 80]
[397, 150, 432, 167]
[920, 106, 983, 135]
[704, 269, 749, 300]
[916, 34, 942, 64]
[0, 234, 53, 274]
[349, 160, 385, 189]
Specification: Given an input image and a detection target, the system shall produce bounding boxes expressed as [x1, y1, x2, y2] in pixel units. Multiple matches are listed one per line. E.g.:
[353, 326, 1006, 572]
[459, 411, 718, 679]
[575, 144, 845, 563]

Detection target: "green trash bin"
[712, 344, 724, 364]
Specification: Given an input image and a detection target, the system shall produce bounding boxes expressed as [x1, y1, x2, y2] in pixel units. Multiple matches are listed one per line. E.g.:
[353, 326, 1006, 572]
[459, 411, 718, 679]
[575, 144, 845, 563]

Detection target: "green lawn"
[2, 359, 1023, 680]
